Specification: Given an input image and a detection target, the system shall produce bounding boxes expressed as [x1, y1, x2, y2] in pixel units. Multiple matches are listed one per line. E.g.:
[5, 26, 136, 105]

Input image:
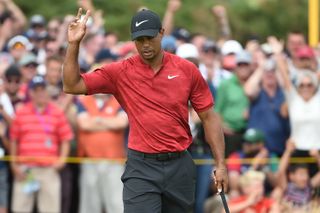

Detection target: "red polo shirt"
[81, 51, 213, 153]
[10, 102, 73, 165]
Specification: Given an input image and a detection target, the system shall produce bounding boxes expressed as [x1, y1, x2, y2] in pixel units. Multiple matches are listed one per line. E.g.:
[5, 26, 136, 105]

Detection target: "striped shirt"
[284, 182, 312, 206]
[10, 102, 73, 165]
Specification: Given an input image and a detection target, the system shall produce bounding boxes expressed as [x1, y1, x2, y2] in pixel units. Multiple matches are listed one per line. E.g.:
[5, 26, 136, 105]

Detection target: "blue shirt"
[248, 87, 290, 155]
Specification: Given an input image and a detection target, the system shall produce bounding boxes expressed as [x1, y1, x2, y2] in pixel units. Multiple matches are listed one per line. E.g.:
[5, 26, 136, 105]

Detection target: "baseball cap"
[175, 43, 199, 59]
[28, 75, 46, 89]
[221, 40, 243, 56]
[202, 40, 219, 53]
[235, 51, 252, 64]
[131, 9, 162, 40]
[172, 27, 191, 42]
[296, 45, 315, 59]
[95, 48, 119, 63]
[161, 35, 177, 53]
[7, 35, 32, 51]
[19, 53, 38, 67]
[30, 14, 46, 27]
[243, 128, 264, 143]
[5, 65, 21, 79]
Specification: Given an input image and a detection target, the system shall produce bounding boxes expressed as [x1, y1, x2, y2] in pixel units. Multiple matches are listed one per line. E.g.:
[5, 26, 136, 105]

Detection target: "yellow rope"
[0, 155, 317, 165]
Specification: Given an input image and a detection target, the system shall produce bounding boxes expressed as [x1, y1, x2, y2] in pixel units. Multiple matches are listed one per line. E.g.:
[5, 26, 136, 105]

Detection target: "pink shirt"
[10, 102, 73, 165]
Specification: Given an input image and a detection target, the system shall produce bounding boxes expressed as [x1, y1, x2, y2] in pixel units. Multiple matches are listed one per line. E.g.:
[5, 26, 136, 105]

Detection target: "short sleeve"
[81, 61, 124, 95]
[189, 65, 214, 112]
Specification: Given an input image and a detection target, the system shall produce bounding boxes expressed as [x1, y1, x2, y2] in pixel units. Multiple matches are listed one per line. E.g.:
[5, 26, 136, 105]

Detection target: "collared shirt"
[215, 75, 249, 132]
[10, 102, 73, 165]
[81, 51, 213, 153]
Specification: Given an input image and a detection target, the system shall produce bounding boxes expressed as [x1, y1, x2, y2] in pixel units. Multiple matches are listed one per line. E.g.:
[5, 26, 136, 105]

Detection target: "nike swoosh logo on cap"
[135, 20, 149, 27]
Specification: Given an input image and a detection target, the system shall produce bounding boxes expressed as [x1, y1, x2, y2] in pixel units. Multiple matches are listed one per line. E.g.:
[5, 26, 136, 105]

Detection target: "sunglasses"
[299, 83, 314, 88]
[6, 78, 21, 84]
[24, 63, 38, 68]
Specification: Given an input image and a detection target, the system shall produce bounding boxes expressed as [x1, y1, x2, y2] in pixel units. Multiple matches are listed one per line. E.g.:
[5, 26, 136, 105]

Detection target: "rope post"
[309, 0, 319, 47]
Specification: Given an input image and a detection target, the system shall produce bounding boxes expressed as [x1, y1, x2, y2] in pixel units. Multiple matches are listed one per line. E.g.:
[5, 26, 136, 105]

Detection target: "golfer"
[62, 8, 228, 213]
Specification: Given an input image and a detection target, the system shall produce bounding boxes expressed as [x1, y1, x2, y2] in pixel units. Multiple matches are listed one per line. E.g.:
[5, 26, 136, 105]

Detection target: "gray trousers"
[79, 161, 124, 213]
[121, 149, 196, 213]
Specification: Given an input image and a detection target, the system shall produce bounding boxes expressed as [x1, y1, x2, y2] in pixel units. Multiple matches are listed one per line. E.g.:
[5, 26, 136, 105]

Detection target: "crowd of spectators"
[0, 0, 320, 212]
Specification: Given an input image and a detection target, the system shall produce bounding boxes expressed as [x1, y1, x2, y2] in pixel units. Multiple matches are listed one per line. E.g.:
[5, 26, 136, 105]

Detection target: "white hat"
[235, 51, 252, 64]
[7, 35, 32, 51]
[221, 40, 243, 56]
[175, 43, 199, 59]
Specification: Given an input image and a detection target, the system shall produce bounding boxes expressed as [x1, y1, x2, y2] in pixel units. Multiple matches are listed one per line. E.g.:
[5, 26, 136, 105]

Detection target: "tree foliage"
[15, 0, 308, 42]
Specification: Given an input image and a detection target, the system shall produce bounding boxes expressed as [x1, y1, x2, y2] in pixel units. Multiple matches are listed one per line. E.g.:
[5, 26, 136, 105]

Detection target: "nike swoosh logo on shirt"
[168, 75, 179, 80]
[135, 20, 149, 27]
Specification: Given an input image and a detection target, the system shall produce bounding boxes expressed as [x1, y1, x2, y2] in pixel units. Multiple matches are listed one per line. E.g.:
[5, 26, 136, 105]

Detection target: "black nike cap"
[130, 9, 162, 41]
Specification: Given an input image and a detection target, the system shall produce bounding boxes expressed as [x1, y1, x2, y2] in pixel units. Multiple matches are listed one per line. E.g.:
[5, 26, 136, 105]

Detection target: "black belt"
[128, 149, 187, 161]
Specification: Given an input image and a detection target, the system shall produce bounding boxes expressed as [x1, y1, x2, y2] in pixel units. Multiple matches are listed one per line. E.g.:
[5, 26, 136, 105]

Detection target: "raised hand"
[167, 0, 181, 13]
[212, 5, 227, 18]
[67, 8, 91, 44]
[267, 36, 284, 55]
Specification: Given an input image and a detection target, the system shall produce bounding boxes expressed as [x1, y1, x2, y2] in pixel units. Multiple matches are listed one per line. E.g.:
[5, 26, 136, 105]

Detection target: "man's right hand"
[67, 8, 91, 44]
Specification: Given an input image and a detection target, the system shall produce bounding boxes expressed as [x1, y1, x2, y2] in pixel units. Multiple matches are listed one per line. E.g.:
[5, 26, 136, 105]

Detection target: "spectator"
[17, 53, 39, 102]
[272, 36, 320, 176]
[77, 93, 128, 213]
[4, 65, 23, 108]
[7, 35, 32, 62]
[47, 17, 62, 40]
[284, 31, 308, 81]
[220, 40, 243, 72]
[0, 120, 9, 213]
[199, 39, 232, 91]
[103, 31, 119, 52]
[9, 75, 73, 213]
[76, 52, 127, 213]
[228, 170, 278, 213]
[294, 45, 318, 72]
[227, 128, 275, 198]
[0, 77, 13, 213]
[215, 50, 252, 157]
[245, 57, 290, 156]
[272, 141, 320, 210]
[44, 54, 77, 213]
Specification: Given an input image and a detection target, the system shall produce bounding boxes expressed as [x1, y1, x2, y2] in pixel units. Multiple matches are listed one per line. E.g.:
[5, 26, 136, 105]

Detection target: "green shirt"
[215, 75, 249, 132]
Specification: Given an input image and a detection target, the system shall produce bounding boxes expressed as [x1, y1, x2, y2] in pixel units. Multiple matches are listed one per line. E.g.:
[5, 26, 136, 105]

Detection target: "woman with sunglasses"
[272, 37, 320, 178]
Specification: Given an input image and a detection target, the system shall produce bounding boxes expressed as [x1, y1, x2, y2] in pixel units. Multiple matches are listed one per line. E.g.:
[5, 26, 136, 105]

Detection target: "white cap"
[175, 43, 199, 59]
[7, 35, 32, 51]
[221, 40, 243, 56]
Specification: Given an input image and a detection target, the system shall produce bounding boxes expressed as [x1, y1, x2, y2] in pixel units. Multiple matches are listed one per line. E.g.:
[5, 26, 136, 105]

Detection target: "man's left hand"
[212, 165, 228, 193]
